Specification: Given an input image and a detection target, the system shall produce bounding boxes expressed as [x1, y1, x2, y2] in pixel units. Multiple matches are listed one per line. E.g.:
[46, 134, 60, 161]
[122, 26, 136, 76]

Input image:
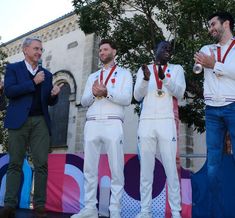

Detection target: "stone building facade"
[2, 12, 206, 172]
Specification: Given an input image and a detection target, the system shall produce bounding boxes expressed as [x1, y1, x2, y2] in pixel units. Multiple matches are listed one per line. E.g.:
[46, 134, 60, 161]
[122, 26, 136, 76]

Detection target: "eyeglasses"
[32, 47, 44, 52]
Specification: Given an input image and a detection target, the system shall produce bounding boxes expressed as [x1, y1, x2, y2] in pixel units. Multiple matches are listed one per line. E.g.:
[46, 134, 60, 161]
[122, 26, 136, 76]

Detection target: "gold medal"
[153, 65, 167, 98]
[156, 90, 165, 97]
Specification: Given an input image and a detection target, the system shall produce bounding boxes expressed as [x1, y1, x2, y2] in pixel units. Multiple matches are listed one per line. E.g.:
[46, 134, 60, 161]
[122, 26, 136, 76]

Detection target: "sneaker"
[135, 212, 152, 218]
[70, 208, 98, 218]
[110, 211, 121, 218]
[171, 211, 182, 218]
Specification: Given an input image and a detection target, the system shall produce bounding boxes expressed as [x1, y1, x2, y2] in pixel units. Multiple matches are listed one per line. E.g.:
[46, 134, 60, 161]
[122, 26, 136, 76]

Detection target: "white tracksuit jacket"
[81, 66, 133, 120]
[200, 38, 235, 106]
[134, 63, 186, 119]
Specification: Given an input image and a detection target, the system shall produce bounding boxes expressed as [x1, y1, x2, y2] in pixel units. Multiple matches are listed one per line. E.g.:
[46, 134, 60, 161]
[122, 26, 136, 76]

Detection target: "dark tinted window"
[50, 83, 70, 147]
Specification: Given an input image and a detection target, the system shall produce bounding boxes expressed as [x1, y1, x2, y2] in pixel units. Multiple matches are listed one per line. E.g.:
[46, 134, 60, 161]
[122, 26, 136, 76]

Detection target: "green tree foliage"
[0, 110, 8, 152]
[0, 42, 8, 152]
[0, 46, 7, 79]
[73, 0, 235, 132]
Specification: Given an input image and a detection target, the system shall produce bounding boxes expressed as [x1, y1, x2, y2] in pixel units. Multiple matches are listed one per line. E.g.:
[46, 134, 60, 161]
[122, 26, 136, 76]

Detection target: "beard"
[211, 28, 224, 43]
[100, 53, 114, 64]
[213, 33, 222, 43]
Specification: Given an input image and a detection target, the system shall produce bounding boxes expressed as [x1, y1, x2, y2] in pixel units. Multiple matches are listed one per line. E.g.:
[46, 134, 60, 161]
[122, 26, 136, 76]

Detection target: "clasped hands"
[92, 79, 107, 98]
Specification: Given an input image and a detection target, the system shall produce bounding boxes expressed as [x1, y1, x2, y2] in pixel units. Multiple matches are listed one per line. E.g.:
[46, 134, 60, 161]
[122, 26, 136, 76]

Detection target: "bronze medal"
[157, 89, 165, 97]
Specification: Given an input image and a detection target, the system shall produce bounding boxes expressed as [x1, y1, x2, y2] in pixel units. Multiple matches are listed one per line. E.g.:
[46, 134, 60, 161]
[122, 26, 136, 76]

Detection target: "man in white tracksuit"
[134, 41, 186, 218]
[71, 39, 133, 218]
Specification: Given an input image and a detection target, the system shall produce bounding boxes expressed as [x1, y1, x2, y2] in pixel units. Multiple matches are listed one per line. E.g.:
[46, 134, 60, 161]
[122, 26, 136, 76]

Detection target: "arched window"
[49, 83, 70, 147]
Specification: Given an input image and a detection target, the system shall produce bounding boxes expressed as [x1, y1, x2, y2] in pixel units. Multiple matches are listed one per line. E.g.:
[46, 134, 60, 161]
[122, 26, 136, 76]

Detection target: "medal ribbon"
[217, 40, 235, 63]
[153, 64, 167, 90]
[100, 65, 117, 86]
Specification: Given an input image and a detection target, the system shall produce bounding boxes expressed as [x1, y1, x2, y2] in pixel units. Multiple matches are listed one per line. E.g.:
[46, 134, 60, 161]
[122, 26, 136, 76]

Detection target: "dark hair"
[208, 11, 234, 32]
[99, 39, 117, 50]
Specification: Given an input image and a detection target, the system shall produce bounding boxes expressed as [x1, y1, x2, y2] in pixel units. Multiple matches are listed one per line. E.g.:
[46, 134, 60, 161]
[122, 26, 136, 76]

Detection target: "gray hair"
[22, 37, 42, 48]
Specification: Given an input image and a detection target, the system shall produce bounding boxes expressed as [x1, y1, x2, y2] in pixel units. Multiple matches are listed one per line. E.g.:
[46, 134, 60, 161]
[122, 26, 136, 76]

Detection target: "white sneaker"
[110, 211, 121, 218]
[171, 211, 182, 218]
[70, 208, 98, 218]
[135, 212, 152, 218]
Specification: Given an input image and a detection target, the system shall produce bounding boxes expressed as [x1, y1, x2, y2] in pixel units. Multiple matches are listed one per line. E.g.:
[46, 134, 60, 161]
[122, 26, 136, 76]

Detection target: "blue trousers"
[205, 102, 235, 218]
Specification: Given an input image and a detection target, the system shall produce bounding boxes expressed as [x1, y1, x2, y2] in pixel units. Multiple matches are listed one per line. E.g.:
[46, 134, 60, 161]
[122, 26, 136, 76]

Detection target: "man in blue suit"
[0, 37, 63, 218]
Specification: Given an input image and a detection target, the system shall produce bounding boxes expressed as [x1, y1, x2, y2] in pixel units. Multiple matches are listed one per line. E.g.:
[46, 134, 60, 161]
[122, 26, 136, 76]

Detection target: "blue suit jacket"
[4, 61, 57, 134]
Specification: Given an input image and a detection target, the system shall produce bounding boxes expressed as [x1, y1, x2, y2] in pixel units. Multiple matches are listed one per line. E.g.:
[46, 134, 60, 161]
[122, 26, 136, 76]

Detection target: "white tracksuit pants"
[138, 118, 181, 214]
[83, 119, 124, 212]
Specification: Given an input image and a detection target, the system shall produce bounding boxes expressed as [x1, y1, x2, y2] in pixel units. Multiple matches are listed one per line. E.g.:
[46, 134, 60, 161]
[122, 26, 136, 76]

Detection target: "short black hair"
[99, 39, 117, 50]
[208, 11, 234, 32]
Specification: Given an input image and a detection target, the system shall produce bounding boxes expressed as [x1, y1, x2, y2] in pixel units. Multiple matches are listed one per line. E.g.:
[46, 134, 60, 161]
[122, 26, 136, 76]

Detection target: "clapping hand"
[194, 49, 215, 69]
[51, 83, 64, 97]
[92, 79, 107, 97]
[158, 65, 165, 80]
[142, 64, 150, 81]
